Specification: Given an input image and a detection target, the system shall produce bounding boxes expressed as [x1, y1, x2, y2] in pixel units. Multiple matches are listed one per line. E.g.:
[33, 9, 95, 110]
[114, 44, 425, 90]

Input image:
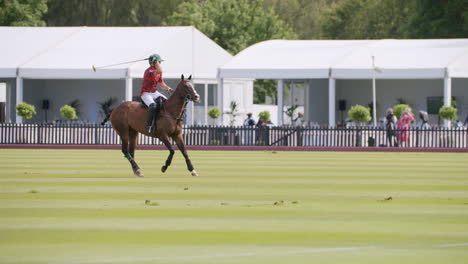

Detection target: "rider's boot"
[145, 103, 156, 134]
[153, 97, 162, 132]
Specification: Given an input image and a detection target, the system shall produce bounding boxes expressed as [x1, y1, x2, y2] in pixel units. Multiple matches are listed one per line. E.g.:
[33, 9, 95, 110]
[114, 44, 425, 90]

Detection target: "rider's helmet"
[148, 54, 164, 64]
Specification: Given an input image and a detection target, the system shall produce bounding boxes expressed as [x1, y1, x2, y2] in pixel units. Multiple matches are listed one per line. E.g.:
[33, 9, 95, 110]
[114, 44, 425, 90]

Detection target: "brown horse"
[109, 74, 200, 177]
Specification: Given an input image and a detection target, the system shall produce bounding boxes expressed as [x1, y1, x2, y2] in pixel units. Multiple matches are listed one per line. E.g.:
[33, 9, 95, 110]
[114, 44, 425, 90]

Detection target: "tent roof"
[219, 39, 468, 79]
[0, 26, 232, 80]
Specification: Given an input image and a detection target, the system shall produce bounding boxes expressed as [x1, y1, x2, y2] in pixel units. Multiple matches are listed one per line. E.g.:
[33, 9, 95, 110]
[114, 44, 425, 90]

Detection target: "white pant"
[141, 91, 167, 106]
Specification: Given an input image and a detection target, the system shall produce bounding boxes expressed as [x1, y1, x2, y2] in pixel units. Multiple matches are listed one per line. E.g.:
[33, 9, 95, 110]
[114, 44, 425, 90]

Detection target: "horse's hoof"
[134, 169, 144, 177]
[191, 170, 198, 177]
[161, 166, 167, 173]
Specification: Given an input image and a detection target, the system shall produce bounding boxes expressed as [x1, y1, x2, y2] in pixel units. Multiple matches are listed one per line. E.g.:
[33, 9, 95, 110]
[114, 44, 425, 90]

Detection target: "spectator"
[293, 112, 304, 126]
[243, 113, 255, 145]
[243, 113, 255, 127]
[397, 108, 415, 146]
[256, 119, 274, 127]
[419, 111, 430, 129]
[385, 108, 398, 147]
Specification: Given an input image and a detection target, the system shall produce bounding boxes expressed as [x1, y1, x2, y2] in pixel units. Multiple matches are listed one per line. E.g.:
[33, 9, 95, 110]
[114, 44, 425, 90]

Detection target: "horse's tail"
[101, 109, 113, 125]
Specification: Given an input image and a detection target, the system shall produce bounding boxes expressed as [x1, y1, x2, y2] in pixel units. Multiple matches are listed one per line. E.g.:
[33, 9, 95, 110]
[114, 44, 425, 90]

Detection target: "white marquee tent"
[0, 26, 239, 123]
[218, 39, 468, 126]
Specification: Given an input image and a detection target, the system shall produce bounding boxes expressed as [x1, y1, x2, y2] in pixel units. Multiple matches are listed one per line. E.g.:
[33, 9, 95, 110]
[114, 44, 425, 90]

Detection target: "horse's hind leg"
[128, 129, 143, 177]
[173, 134, 197, 176]
[160, 135, 175, 173]
[118, 129, 143, 177]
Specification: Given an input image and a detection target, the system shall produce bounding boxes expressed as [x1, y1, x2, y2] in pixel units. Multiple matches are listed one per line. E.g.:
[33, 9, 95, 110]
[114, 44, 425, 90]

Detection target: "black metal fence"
[0, 123, 467, 148]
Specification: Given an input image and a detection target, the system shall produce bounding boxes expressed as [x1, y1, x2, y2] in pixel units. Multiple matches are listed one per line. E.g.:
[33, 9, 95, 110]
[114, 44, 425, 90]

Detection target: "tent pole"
[372, 56, 377, 126]
[217, 77, 224, 125]
[204, 83, 208, 125]
[328, 78, 336, 127]
[277, 79, 283, 126]
[443, 75, 452, 127]
[15, 75, 23, 124]
[125, 72, 133, 102]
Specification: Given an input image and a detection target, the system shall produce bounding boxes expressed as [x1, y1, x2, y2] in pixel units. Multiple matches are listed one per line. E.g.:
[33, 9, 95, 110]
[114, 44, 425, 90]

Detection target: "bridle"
[180, 82, 198, 102]
[174, 81, 198, 122]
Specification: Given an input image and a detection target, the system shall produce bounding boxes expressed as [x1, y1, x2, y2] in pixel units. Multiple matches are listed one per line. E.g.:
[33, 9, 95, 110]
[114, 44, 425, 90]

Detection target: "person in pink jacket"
[397, 108, 415, 146]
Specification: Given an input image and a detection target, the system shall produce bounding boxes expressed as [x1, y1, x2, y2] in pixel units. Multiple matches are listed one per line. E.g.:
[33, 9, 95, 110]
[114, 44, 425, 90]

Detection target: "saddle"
[141, 97, 166, 134]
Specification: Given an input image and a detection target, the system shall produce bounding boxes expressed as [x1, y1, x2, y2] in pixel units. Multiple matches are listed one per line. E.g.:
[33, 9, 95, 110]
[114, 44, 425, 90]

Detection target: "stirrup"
[146, 125, 153, 134]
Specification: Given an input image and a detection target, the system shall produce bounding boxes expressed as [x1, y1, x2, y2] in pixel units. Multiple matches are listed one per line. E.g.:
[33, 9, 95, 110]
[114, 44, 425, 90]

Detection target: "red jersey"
[140, 66, 163, 95]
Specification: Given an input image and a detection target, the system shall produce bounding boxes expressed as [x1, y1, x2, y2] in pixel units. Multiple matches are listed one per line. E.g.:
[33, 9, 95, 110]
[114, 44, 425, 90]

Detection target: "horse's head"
[176, 74, 200, 103]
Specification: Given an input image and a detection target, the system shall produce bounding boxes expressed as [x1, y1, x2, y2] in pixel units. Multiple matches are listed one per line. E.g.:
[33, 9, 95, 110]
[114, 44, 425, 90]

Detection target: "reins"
[163, 88, 192, 122]
[175, 97, 190, 122]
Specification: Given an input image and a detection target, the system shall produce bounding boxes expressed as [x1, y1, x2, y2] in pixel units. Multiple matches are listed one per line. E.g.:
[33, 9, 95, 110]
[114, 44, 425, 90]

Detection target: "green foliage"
[207, 107, 221, 119]
[258, 111, 271, 122]
[0, 0, 47, 26]
[321, 0, 412, 39]
[164, 0, 297, 54]
[68, 99, 81, 117]
[348, 105, 371, 123]
[402, 0, 468, 38]
[97, 97, 117, 118]
[264, 0, 333, 39]
[224, 101, 240, 125]
[16, 102, 37, 119]
[285, 104, 298, 123]
[60, 105, 77, 120]
[45, 0, 183, 26]
[393, 104, 412, 119]
[321, 0, 467, 40]
[254, 80, 277, 105]
[439, 106, 458, 121]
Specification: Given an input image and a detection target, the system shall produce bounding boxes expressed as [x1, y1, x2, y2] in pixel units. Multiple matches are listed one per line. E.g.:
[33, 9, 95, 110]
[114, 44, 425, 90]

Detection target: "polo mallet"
[92, 57, 149, 72]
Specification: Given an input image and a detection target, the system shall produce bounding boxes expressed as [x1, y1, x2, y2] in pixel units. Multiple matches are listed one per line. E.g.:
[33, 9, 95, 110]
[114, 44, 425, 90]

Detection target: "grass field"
[0, 149, 467, 264]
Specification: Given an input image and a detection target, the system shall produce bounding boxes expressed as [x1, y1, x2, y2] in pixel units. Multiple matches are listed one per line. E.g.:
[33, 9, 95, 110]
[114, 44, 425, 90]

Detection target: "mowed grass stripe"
[0, 149, 467, 264]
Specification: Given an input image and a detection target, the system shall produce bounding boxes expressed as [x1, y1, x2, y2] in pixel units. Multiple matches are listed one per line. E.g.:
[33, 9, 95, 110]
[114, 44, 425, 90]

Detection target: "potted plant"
[68, 99, 81, 118]
[97, 97, 117, 120]
[348, 105, 371, 146]
[348, 105, 371, 126]
[207, 107, 222, 144]
[439, 106, 458, 124]
[258, 111, 271, 125]
[60, 105, 77, 121]
[284, 104, 298, 124]
[224, 101, 240, 126]
[16, 102, 37, 120]
[256, 111, 272, 145]
[208, 107, 222, 125]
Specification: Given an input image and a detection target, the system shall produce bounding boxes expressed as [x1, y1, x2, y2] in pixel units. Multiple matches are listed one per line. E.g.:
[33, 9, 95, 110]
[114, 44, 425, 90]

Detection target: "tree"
[253, 80, 277, 105]
[285, 104, 299, 124]
[16, 102, 36, 119]
[164, 0, 297, 54]
[0, 0, 47, 26]
[265, 0, 336, 39]
[224, 101, 240, 126]
[348, 105, 371, 125]
[321, 0, 413, 39]
[45, 0, 183, 26]
[60, 105, 77, 120]
[258, 111, 271, 123]
[439, 106, 458, 122]
[207, 107, 221, 125]
[401, 0, 468, 38]
[97, 97, 117, 119]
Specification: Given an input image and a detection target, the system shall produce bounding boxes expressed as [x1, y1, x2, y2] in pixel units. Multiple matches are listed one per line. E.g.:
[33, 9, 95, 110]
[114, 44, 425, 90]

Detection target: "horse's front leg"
[173, 134, 197, 176]
[160, 135, 175, 173]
